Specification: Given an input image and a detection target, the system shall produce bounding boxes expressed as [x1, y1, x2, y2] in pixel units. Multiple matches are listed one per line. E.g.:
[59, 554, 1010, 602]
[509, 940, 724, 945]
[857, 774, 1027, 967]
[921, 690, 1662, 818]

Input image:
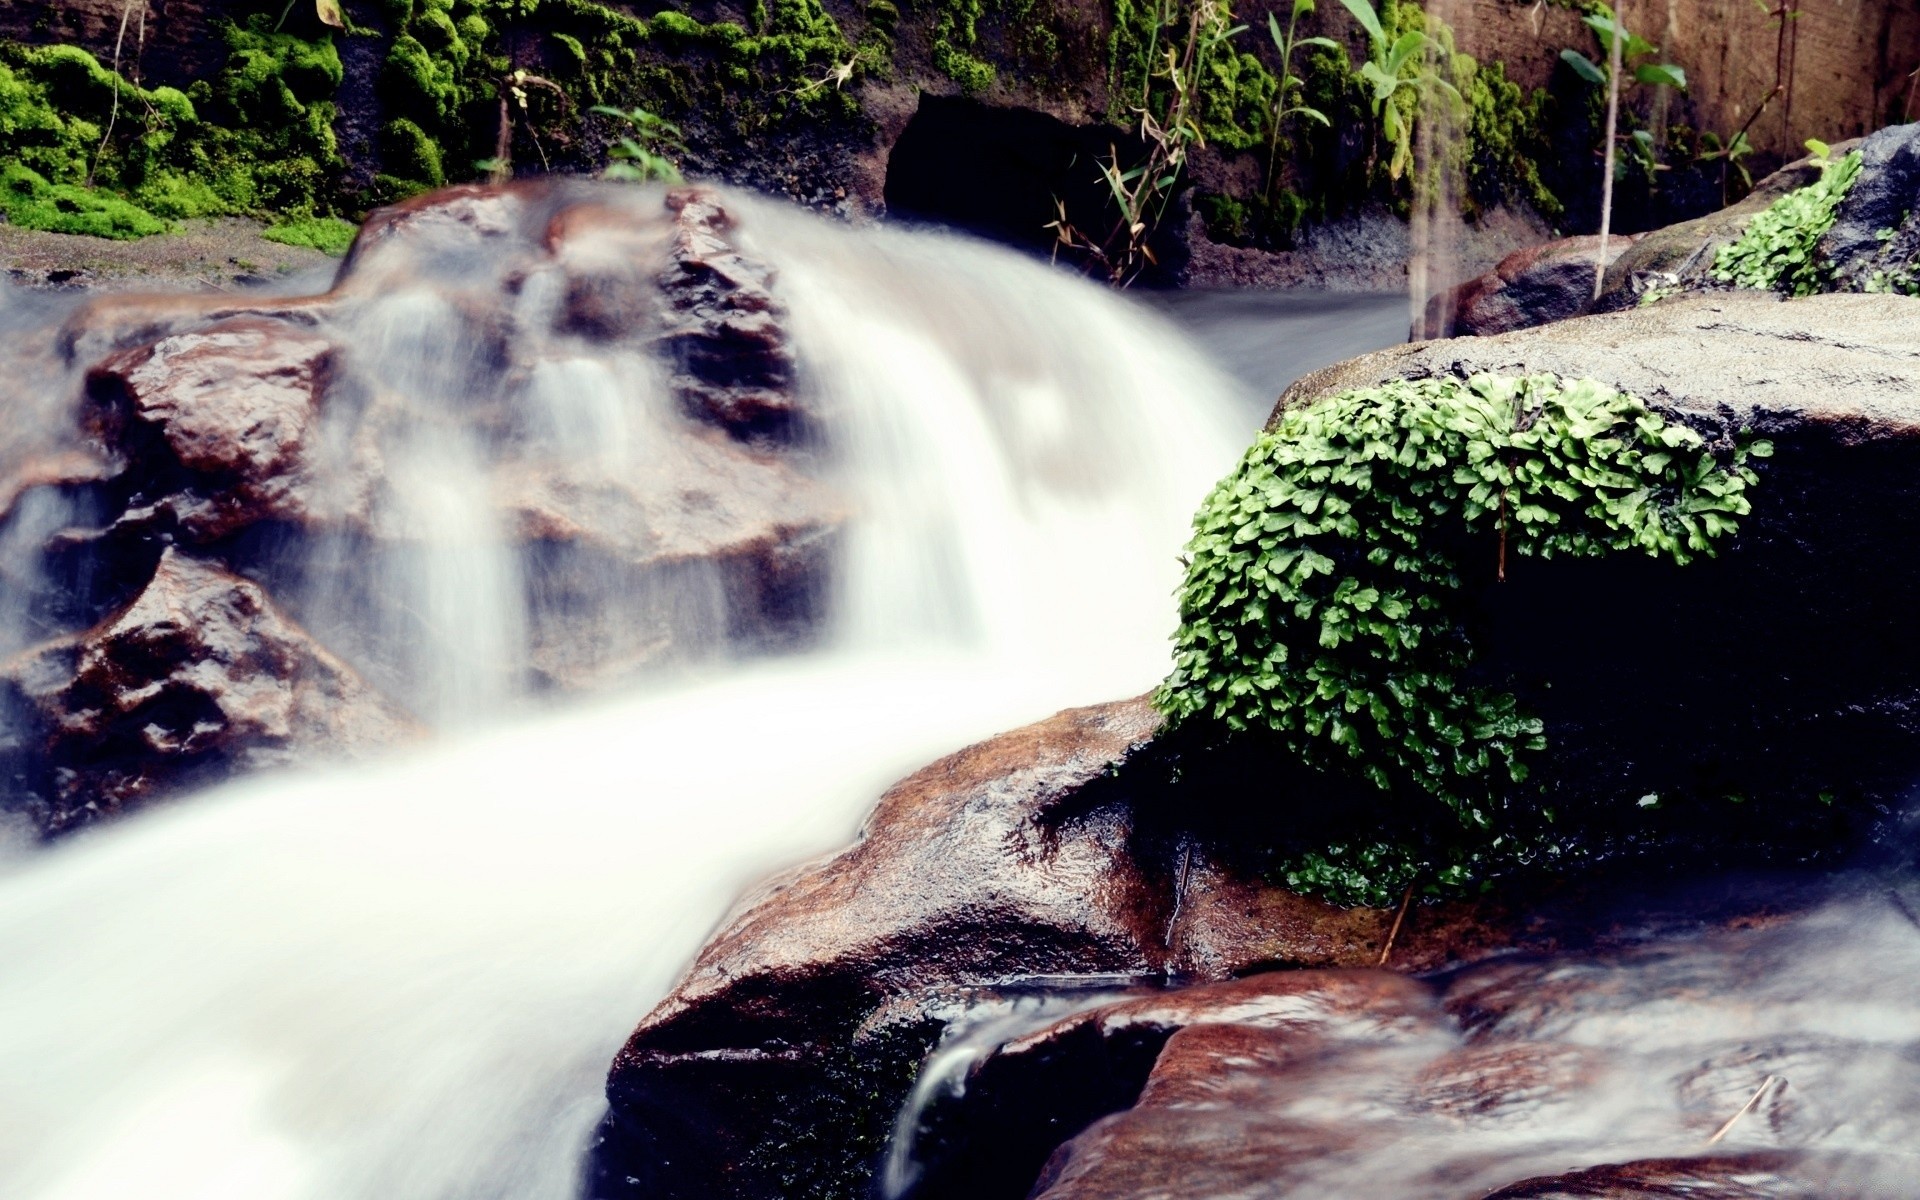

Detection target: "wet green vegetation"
[0, 0, 1749, 253]
[1155, 373, 1767, 905]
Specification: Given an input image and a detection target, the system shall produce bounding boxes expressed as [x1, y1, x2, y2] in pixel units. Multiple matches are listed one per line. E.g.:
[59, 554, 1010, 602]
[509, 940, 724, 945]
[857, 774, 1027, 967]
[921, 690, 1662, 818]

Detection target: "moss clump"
[0, 24, 353, 240]
[1461, 57, 1559, 219]
[1714, 150, 1863, 296]
[1155, 373, 1767, 905]
[0, 162, 169, 238]
[262, 214, 359, 256]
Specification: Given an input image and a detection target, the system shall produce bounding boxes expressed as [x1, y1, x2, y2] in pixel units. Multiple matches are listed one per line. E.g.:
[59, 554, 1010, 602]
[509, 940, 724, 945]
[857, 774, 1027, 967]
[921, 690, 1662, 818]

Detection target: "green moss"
[383, 117, 448, 187]
[1461, 57, 1560, 219]
[0, 163, 168, 238]
[1156, 372, 1767, 905]
[262, 214, 359, 255]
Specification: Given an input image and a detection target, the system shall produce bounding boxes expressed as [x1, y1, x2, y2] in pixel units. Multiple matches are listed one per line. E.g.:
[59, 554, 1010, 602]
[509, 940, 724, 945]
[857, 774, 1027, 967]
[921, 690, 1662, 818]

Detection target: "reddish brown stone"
[87, 317, 334, 540]
[1430, 233, 1640, 338]
[1, 548, 415, 832]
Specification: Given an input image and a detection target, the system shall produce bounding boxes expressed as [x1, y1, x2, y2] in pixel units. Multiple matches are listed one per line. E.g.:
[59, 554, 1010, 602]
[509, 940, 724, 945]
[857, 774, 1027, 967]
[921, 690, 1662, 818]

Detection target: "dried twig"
[88, 0, 141, 187]
[1705, 1074, 1782, 1145]
[1377, 883, 1415, 966]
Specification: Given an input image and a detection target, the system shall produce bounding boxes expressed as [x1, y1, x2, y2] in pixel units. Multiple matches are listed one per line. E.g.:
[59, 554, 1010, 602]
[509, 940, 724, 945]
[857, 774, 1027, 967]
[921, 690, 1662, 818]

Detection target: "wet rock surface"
[1, 548, 414, 832]
[591, 692, 1727, 1200]
[1012, 901, 1920, 1200]
[0, 181, 846, 833]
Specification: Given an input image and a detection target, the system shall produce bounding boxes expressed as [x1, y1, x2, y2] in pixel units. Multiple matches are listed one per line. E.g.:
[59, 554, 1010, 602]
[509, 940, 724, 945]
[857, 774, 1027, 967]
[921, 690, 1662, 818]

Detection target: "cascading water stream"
[0, 189, 1250, 1200]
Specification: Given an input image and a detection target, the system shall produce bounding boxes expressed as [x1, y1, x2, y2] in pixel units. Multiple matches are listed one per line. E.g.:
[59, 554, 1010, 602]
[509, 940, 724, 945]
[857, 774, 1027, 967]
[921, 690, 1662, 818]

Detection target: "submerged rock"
[0, 181, 846, 833]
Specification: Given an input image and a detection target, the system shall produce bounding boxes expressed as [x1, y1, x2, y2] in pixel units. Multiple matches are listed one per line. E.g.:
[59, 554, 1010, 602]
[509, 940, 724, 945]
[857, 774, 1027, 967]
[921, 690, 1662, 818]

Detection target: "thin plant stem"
[1377, 883, 1415, 965]
[1592, 2, 1626, 300]
[88, 0, 140, 188]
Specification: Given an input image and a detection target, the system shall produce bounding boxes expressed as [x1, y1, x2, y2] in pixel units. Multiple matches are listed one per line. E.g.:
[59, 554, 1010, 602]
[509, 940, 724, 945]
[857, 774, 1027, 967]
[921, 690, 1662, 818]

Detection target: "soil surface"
[0, 219, 338, 292]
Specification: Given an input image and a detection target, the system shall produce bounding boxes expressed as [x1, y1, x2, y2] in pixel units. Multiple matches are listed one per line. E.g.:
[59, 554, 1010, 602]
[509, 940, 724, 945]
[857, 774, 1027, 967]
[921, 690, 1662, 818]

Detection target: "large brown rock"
[593, 697, 1544, 1200]
[1, 181, 847, 832]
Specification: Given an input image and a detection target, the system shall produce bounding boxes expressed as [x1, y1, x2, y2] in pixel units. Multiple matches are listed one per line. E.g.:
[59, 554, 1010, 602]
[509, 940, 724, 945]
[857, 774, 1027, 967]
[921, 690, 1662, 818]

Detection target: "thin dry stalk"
[1705, 1074, 1782, 1145]
[1377, 883, 1415, 966]
[89, 0, 142, 187]
[1591, 1, 1626, 300]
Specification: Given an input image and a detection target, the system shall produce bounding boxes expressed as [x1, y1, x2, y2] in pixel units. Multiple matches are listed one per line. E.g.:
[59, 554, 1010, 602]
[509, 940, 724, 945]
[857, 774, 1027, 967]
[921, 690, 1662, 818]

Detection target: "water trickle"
[0, 185, 1246, 1200]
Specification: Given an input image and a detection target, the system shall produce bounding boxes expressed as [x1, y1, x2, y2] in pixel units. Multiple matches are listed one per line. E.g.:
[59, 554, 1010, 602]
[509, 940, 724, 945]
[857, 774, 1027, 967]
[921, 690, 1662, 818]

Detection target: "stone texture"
[652, 189, 805, 442]
[0, 548, 414, 832]
[1437, 233, 1639, 337]
[87, 317, 334, 540]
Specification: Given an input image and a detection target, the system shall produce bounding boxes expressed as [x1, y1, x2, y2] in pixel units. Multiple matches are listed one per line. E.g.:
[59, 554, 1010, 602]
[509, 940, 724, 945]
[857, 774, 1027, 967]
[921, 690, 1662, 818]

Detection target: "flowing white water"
[0, 196, 1248, 1200]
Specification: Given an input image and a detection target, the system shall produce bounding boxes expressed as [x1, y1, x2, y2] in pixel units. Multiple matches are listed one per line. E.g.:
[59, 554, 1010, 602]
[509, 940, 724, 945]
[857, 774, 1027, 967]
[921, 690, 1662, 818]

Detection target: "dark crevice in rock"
[882, 95, 1180, 283]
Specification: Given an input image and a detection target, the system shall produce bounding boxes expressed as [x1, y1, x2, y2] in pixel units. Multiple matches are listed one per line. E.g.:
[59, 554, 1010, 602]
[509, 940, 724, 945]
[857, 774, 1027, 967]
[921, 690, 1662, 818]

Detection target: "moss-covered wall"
[0, 0, 1913, 253]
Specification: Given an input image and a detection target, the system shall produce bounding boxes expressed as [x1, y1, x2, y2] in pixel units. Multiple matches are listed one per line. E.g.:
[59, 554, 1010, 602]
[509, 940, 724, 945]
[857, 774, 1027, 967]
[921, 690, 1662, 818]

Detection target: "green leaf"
[1560, 48, 1606, 84]
[1634, 62, 1687, 89]
[1337, 0, 1387, 45]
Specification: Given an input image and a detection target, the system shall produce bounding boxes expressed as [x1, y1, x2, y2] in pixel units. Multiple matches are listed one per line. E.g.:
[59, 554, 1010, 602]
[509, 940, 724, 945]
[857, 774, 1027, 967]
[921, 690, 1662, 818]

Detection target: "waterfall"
[0, 188, 1249, 1200]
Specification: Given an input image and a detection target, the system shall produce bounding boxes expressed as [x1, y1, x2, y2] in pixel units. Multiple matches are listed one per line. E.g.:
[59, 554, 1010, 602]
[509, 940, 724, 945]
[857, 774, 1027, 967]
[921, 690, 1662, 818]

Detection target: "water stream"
[0, 191, 1259, 1200]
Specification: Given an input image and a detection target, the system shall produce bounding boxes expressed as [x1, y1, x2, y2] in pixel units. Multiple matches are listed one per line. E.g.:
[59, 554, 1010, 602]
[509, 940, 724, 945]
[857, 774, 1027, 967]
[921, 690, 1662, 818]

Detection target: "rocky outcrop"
[0, 181, 846, 832]
[1821, 122, 1920, 294]
[1276, 290, 1920, 847]
[1, 549, 414, 832]
[594, 697, 1588, 1200]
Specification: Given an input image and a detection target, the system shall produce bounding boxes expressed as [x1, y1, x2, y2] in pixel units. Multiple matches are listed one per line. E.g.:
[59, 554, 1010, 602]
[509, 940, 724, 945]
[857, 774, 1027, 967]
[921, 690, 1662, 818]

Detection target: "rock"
[593, 696, 1549, 1200]
[1596, 150, 1840, 306]
[0, 548, 415, 832]
[86, 317, 335, 541]
[1820, 122, 1920, 294]
[1002, 913, 1920, 1200]
[1272, 290, 1920, 847]
[1437, 233, 1640, 337]
[2, 181, 848, 832]
[595, 698, 1170, 1200]
[903, 971, 1446, 1200]
[652, 189, 805, 442]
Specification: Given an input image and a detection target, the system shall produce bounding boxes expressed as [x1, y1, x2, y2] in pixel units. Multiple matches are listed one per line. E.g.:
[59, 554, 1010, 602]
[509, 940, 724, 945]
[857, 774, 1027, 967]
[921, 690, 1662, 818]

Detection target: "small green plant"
[1262, 0, 1338, 190]
[1050, 0, 1243, 286]
[592, 103, 685, 184]
[1155, 372, 1767, 905]
[1559, 4, 1686, 298]
[1712, 146, 1862, 296]
[1558, 6, 1686, 95]
[1336, 0, 1461, 181]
